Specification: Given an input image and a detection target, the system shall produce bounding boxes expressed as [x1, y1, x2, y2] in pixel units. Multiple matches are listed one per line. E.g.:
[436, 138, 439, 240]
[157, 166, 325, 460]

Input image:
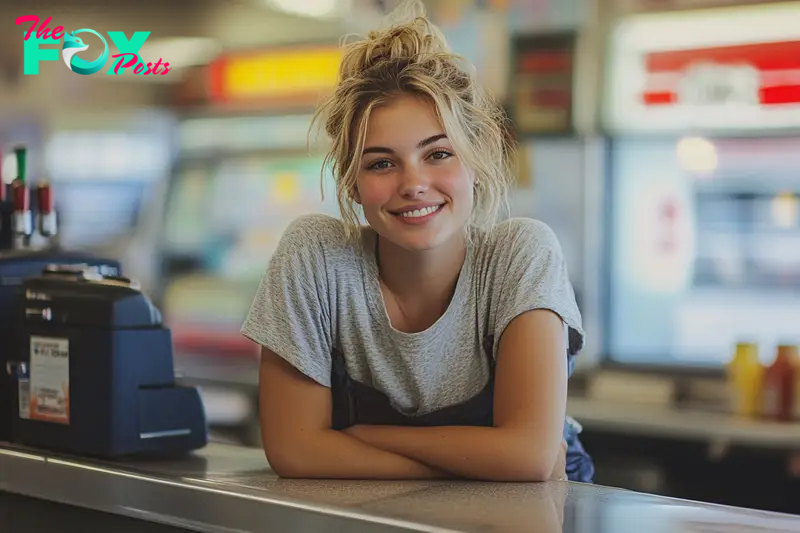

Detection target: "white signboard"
[613, 0, 785, 14]
[604, 3, 800, 134]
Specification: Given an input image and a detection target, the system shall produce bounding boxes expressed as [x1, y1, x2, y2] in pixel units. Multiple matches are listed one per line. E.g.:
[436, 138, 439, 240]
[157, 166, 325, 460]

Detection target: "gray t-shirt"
[241, 213, 584, 417]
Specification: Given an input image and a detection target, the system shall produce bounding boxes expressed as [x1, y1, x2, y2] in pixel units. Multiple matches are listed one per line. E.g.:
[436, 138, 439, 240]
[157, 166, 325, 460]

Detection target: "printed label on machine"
[29, 336, 70, 425]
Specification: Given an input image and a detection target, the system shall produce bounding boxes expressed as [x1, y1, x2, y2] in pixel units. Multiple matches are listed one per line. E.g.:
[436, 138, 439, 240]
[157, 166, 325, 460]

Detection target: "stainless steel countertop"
[1, 442, 799, 533]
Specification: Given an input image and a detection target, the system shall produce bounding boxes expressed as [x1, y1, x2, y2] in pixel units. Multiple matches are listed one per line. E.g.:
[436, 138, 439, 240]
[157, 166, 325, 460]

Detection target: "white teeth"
[400, 205, 440, 218]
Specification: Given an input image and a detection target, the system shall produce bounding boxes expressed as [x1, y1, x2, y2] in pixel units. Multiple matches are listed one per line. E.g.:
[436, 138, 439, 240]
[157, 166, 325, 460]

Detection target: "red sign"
[604, 4, 800, 133]
[510, 33, 576, 135]
[641, 41, 800, 108]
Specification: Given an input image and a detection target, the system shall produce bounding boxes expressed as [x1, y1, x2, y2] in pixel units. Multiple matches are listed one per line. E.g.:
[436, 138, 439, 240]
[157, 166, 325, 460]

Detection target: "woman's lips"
[391, 203, 444, 225]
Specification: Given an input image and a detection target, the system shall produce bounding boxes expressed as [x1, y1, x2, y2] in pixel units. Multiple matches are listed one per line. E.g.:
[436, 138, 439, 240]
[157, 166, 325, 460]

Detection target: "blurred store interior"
[1, 0, 799, 515]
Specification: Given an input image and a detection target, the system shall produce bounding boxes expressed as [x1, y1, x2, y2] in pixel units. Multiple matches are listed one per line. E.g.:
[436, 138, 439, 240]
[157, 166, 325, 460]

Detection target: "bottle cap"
[14, 146, 26, 184]
[777, 345, 799, 360]
[734, 342, 758, 359]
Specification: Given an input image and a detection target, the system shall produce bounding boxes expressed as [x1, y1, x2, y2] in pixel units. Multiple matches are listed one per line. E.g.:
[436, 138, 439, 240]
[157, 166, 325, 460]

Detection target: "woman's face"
[354, 94, 474, 252]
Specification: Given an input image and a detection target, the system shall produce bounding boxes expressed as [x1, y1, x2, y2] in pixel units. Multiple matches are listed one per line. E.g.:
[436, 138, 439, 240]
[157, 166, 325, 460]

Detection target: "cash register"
[1, 146, 207, 457]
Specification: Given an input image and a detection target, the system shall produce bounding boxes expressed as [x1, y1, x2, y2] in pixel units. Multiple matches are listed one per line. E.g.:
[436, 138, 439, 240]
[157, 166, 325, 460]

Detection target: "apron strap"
[330, 348, 355, 430]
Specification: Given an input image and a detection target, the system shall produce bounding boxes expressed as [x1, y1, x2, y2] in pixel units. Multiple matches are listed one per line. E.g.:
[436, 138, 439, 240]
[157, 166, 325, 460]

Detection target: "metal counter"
[1, 442, 799, 533]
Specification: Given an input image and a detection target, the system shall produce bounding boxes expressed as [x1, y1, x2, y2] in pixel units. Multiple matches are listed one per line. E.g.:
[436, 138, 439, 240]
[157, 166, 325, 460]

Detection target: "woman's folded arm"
[258, 348, 453, 479]
[342, 309, 569, 482]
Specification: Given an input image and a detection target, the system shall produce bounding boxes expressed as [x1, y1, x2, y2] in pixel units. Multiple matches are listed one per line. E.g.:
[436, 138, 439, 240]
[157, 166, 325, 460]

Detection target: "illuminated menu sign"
[509, 33, 576, 135]
[604, 3, 800, 134]
[208, 45, 342, 109]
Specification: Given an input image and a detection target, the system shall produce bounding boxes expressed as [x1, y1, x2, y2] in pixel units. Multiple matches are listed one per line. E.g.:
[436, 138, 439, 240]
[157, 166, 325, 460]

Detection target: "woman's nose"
[398, 167, 429, 197]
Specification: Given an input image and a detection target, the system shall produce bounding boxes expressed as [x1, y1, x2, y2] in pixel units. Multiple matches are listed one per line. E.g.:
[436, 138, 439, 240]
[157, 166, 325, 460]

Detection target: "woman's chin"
[380, 225, 461, 253]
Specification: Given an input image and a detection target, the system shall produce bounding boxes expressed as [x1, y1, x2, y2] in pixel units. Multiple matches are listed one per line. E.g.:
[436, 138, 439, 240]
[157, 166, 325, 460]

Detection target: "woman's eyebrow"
[362, 133, 448, 155]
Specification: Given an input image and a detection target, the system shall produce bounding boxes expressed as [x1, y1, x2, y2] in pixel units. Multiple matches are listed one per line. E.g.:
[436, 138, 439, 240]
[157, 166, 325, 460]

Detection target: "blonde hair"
[311, 0, 515, 240]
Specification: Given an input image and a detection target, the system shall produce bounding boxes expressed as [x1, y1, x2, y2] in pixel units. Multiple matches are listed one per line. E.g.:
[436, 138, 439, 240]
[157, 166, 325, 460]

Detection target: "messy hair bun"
[312, 0, 514, 239]
[338, 2, 450, 80]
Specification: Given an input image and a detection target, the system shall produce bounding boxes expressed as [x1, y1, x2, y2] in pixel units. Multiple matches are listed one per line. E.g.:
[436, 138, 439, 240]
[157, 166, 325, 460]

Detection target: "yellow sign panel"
[272, 172, 300, 204]
[222, 47, 342, 102]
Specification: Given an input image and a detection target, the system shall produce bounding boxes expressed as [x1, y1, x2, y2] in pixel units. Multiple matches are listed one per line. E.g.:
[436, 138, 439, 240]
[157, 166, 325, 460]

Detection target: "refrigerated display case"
[602, 4, 800, 368]
[605, 136, 800, 367]
[160, 132, 338, 351]
[158, 113, 340, 441]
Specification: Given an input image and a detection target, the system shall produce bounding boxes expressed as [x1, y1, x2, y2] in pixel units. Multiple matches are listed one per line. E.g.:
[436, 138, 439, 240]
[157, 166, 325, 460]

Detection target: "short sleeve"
[491, 218, 585, 359]
[240, 215, 334, 387]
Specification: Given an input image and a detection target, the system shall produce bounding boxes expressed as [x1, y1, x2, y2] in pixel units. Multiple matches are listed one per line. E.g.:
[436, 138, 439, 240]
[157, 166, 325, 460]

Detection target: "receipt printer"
[0, 251, 122, 443]
[7, 266, 208, 457]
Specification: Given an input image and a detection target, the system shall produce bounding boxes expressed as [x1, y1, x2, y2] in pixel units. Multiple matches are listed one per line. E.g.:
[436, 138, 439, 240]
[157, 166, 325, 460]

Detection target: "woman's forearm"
[265, 428, 455, 480]
[345, 425, 556, 481]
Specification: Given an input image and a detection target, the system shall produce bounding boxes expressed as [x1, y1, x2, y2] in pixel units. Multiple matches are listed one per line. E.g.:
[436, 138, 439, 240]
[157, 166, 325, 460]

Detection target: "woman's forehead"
[363, 95, 446, 148]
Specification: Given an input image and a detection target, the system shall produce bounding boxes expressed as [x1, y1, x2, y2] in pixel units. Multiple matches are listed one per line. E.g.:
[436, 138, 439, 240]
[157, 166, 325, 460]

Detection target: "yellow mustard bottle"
[726, 342, 763, 418]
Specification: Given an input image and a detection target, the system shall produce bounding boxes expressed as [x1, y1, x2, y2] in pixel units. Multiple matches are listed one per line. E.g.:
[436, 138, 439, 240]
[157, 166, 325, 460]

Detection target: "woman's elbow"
[489, 461, 551, 482]
[271, 463, 307, 479]
[263, 441, 310, 478]
[515, 463, 553, 483]
[489, 443, 555, 482]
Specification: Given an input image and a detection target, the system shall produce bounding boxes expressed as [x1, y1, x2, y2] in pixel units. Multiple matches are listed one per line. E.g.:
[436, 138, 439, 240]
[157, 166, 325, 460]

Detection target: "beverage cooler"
[159, 45, 342, 441]
[601, 3, 800, 368]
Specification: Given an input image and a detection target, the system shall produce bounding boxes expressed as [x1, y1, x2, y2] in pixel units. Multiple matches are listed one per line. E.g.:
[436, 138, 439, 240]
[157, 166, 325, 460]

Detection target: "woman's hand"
[341, 425, 457, 479]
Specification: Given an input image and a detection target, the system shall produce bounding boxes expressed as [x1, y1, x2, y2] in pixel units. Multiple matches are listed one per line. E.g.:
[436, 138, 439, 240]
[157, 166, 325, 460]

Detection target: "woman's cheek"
[357, 179, 394, 208]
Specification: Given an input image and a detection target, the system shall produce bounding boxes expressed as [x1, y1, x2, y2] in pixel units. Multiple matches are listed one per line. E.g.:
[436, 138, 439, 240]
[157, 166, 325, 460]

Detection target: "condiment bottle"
[726, 342, 763, 418]
[762, 345, 797, 422]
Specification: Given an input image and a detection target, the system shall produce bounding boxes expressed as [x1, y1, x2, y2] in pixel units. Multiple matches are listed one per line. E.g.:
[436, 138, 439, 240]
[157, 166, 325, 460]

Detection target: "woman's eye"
[367, 159, 392, 171]
[429, 150, 453, 161]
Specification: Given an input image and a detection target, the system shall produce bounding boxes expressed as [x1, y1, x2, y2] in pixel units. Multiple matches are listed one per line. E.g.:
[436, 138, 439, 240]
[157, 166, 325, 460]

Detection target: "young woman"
[241, 0, 594, 482]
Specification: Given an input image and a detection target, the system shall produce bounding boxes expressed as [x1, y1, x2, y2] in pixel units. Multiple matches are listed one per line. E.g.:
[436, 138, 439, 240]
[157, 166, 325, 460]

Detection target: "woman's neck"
[375, 232, 467, 331]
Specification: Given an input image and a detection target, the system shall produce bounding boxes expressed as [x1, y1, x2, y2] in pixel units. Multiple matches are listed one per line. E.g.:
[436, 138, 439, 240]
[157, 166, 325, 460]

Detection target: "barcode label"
[18, 379, 30, 419]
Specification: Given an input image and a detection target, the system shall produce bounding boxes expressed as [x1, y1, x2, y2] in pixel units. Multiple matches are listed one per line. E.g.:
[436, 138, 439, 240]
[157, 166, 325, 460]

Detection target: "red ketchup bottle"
[762, 345, 798, 422]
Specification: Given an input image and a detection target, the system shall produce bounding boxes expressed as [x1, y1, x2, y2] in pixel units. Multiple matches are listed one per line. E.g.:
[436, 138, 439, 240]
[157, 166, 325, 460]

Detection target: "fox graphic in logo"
[61, 29, 108, 75]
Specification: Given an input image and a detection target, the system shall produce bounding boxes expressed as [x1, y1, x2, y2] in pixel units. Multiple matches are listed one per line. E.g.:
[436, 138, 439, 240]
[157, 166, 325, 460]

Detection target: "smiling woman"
[241, 0, 595, 483]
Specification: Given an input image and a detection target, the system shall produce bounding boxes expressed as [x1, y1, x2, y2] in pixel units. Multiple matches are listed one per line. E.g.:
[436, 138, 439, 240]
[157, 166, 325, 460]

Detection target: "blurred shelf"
[568, 397, 800, 450]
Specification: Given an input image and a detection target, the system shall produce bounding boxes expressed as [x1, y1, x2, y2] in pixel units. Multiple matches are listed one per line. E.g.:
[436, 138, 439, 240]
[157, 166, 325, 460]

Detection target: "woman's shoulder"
[275, 214, 356, 259]
[270, 213, 362, 274]
[477, 217, 562, 256]
[280, 213, 348, 243]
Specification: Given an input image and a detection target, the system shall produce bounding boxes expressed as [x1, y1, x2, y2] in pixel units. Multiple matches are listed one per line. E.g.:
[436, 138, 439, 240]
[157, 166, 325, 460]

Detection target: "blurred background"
[2, 0, 799, 515]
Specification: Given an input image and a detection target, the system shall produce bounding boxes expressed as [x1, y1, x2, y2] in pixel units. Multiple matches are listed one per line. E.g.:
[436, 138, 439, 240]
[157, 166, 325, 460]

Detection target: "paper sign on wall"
[29, 336, 70, 425]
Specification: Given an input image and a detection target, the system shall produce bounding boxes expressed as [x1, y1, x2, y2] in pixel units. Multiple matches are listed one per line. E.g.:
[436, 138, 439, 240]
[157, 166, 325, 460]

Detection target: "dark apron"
[330, 335, 595, 483]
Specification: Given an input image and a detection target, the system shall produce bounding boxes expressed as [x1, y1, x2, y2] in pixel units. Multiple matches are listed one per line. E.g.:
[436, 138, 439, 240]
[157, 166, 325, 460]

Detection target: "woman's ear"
[352, 184, 361, 204]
